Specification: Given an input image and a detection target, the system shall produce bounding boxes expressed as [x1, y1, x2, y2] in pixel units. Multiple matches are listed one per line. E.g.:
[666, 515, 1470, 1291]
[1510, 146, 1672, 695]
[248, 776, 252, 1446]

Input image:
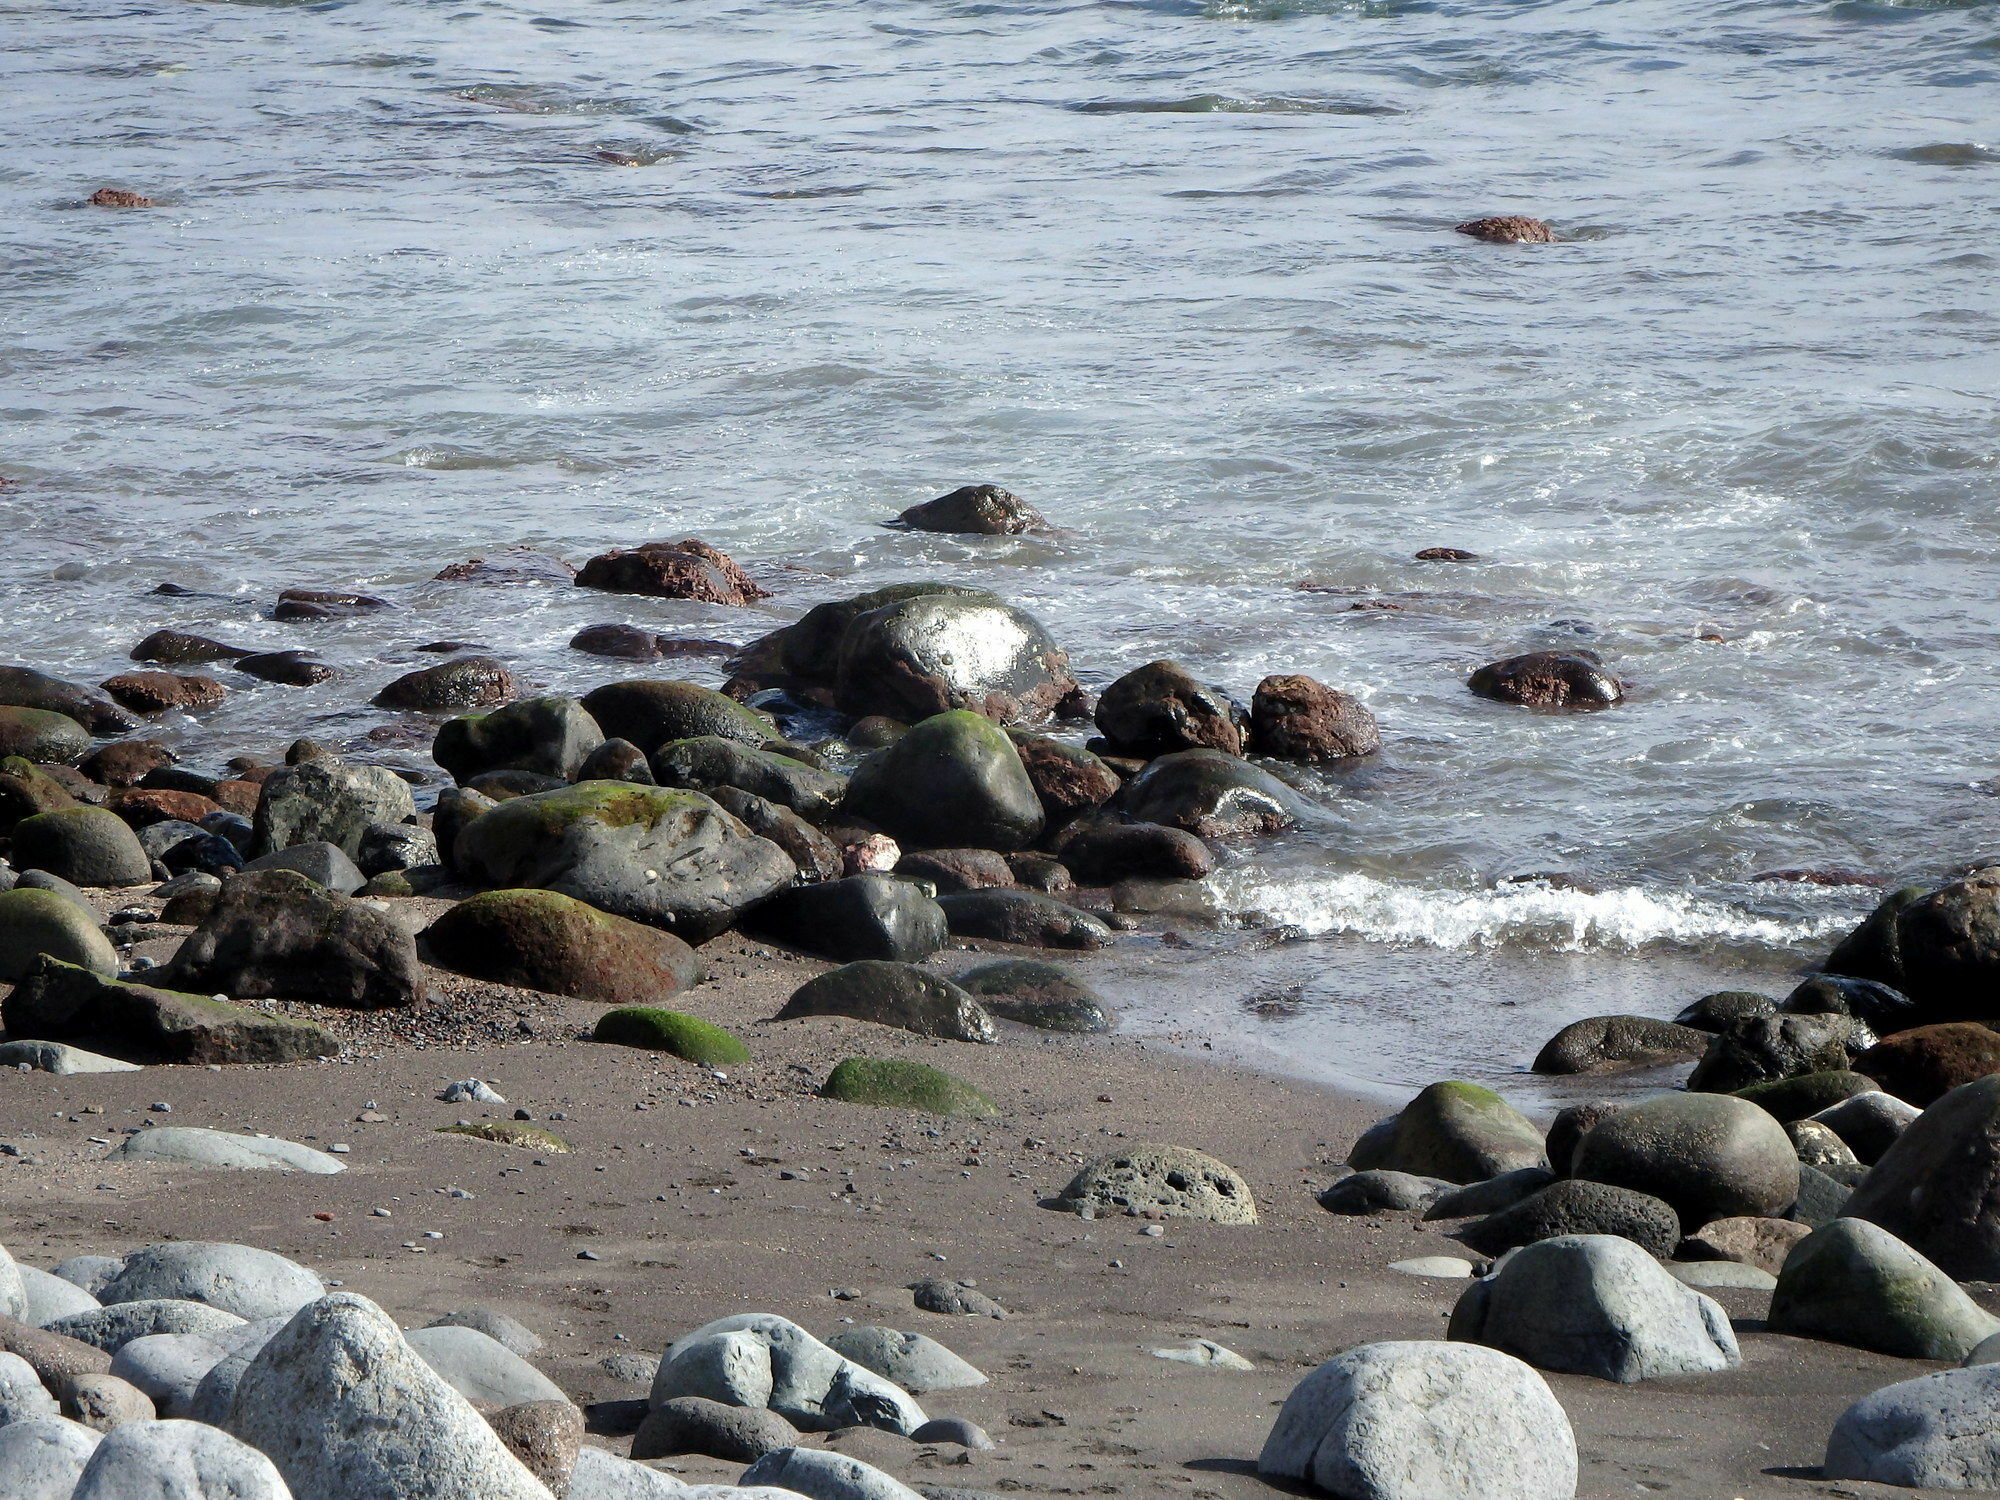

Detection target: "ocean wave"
[1201, 869, 1861, 953]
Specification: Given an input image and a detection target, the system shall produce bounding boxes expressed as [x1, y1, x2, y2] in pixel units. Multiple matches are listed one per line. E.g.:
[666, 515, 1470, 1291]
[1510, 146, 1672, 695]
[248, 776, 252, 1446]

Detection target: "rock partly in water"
[433, 697, 605, 783]
[841, 711, 1044, 853]
[0, 667, 137, 736]
[950, 959, 1111, 1033]
[894, 484, 1048, 536]
[1094, 661, 1243, 759]
[372, 657, 515, 713]
[575, 539, 769, 604]
[1467, 651, 1621, 708]
[934, 889, 1111, 950]
[1247, 674, 1379, 761]
[1113, 749, 1304, 838]
[1686, 1013, 1872, 1093]
[1532, 1015, 1708, 1076]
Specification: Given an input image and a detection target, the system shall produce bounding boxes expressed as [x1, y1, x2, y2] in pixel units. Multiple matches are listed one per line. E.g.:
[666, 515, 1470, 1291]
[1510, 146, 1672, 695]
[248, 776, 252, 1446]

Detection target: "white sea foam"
[1202, 869, 1860, 953]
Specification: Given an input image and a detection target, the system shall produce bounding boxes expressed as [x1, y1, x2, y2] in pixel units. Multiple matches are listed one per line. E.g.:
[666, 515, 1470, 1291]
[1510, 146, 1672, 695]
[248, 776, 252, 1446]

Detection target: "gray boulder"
[1114, 749, 1303, 838]
[1050, 1144, 1256, 1223]
[182, 1318, 291, 1428]
[741, 1448, 926, 1500]
[1448, 1234, 1740, 1382]
[250, 758, 415, 859]
[1843, 1075, 2000, 1279]
[241, 841, 366, 895]
[1424, 1168, 1558, 1221]
[1317, 1171, 1452, 1216]
[9, 808, 151, 887]
[775, 962, 995, 1043]
[1769, 1217, 2000, 1360]
[1457, 1179, 1682, 1259]
[652, 1315, 926, 1435]
[825, 1327, 987, 1393]
[108, 1333, 229, 1419]
[0, 1242, 26, 1324]
[20, 1266, 101, 1326]
[0, 1350, 60, 1422]
[403, 1325, 566, 1407]
[630, 1396, 796, 1462]
[749, 875, 947, 964]
[934, 890, 1111, 950]
[1811, 1090, 1921, 1165]
[0, 888, 118, 983]
[433, 697, 604, 783]
[707, 788, 842, 882]
[1348, 1082, 1547, 1185]
[70, 1418, 291, 1500]
[567, 1445, 700, 1498]
[0, 667, 136, 736]
[52, 1259, 122, 1299]
[651, 737, 845, 820]
[1686, 1012, 1873, 1092]
[0, 1418, 99, 1499]
[1531, 1015, 1707, 1076]
[1571, 1090, 1796, 1229]
[1259, 1340, 1577, 1500]
[1825, 1361, 2000, 1489]
[0, 1040, 140, 1074]
[46, 1301, 247, 1353]
[98, 1243, 322, 1323]
[425, 1309, 541, 1358]
[951, 960, 1111, 1033]
[109, 1127, 345, 1174]
[841, 711, 1045, 853]
[356, 822, 438, 878]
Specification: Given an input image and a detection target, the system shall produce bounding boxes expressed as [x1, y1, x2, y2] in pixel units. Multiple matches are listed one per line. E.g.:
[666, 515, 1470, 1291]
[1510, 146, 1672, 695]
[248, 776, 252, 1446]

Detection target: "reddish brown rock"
[78, 739, 176, 788]
[1455, 215, 1556, 244]
[1468, 651, 1623, 708]
[574, 539, 769, 604]
[1682, 1215, 1812, 1275]
[100, 672, 227, 715]
[488, 1399, 582, 1492]
[1857, 1022, 2000, 1107]
[896, 848, 1016, 895]
[1008, 731, 1121, 826]
[115, 788, 220, 828]
[212, 779, 261, 817]
[432, 550, 575, 584]
[1095, 661, 1242, 758]
[371, 656, 516, 713]
[1248, 674, 1380, 761]
[1415, 546, 1480, 562]
[569, 624, 663, 659]
[89, 188, 155, 208]
[129, 630, 251, 666]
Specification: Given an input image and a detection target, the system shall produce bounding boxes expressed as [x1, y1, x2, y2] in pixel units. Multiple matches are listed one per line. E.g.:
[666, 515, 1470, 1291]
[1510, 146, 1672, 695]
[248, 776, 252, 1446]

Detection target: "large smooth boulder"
[224, 1293, 554, 1500]
[1349, 1082, 1547, 1185]
[432, 697, 604, 783]
[403, 1325, 566, 1408]
[579, 681, 773, 752]
[1247, 674, 1380, 761]
[10, 808, 150, 887]
[6, 957, 337, 1063]
[19, 1267, 103, 1325]
[952, 959, 1111, 1032]
[1686, 1012, 1872, 1093]
[750, 875, 946, 963]
[1532, 1015, 1707, 1076]
[1811, 1090, 1921, 1165]
[0, 888, 118, 982]
[453, 782, 794, 941]
[1856, 1022, 2000, 1107]
[651, 1314, 927, 1435]
[1844, 1075, 2000, 1279]
[1770, 1217, 1999, 1360]
[0, 667, 137, 736]
[1825, 874, 2000, 1025]
[740, 1448, 924, 1500]
[250, 759, 415, 859]
[1113, 749, 1303, 837]
[841, 712, 1044, 853]
[1449, 1234, 1739, 1382]
[373, 657, 514, 713]
[421, 889, 703, 1004]
[825, 1327, 985, 1393]
[0, 1349, 59, 1422]
[71, 1418, 290, 1500]
[1571, 1091, 1797, 1230]
[775, 962, 995, 1043]
[935, 889, 1111, 949]
[1259, 1340, 1577, 1500]
[0, 708, 90, 765]
[1825, 1361, 2000, 1489]
[1456, 1179, 1681, 1259]
[98, 1244, 322, 1324]
[651, 738, 845, 820]
[1094, 661, 1242, 758]
[109, 1128, 345, 1174]
[109, 1333, 230, 1419]
[1050, 1144, 1256, 1223]
[161, 868, 425, 1009]
[0, 1418, 100, 1498]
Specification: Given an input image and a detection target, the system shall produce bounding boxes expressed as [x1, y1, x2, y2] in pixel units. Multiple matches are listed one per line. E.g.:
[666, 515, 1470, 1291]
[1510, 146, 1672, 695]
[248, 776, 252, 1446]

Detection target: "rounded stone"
[10, 808, 151, 887]
[1051, 1144, 1256, 1223]
[820, 1058, 998, 1120]
[1572, 1091, 1798, 1230]
[593, 1007, 750, 1066]
[0, 888, 119, 983]
[841, 711, 1045, 853]
[422, 888, 705, 1004]
[632, 1395, 798, 1462]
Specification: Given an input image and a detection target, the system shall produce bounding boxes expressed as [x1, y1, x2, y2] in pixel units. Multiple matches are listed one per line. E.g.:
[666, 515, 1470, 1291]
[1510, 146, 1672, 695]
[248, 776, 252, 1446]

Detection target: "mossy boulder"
[651, 737, 846, 820]
[0, 758, 82, 837]
[1734, 1070, 1877, 1123]
[11, 806, 151, 887]
[0, 708, 91, 765]
[820, 1058, 998, 1119]
[841, 711, 1044, 852]
[422, 889, 703, 1004]
[953, 959, 1112, 1033]
[432, 696, 605, 783]
[440, 1122, 572, 1152]
[4, 955, 337, 1064]
[0, 887, 118, 982]
[1770, 1218, 2000, 1360]
[1348, 1081, 1548, 1185]
[594, 1006, 749, 1065]
[578, 681, 773, 752]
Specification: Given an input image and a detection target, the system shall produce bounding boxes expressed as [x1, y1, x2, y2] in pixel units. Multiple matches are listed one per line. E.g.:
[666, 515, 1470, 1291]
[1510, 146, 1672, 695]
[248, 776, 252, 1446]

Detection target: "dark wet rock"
[1458, 1179, 1682, 1259]
[1054, 817, 1213, 884]
[894, 484, 1049, 535]
[452, 781, 794, 941]
[1348, 1081, 1548, 1184]
[952, 958, 1111, 1032]
[77, 741, 176, 788]
[1095, 661, 1243, 758]
[1051, 1144, 1256, 1224]
[158, 872, 224, 924]
[1415, 546, 1480, 562]
[1733, 1070, 1877, 1123]
[1468, 651, 1621, 708]
[1005, 730, 1120, 827]
[896, 848, 1016, 895]
[1247, 675, 1380, 761]
[161, 867, 428, 1008]
[633, 1396, 797, 1463]
[1856, 1023, 2000, 1108]
[750, 874, 947, 963]
[936, 889, 1112, 949]
[0, 708, 90, 765]
[90, 187, 157, 207]
[11, 807, 151, 886]
[1859, 874, 2000, 1025]
[251, 758, 415, 859]
[1572, 1091, 1798, 1230]
[593, 1006, 748, 1064]
[5, 955, 337, 1063]
[1548, 1104, 1626, 1180]
[355, 822, 437, 877]
[1781, 974, 1917, 1033]
[1532, 1015, 1708, 1076]
[0, 757, 78, 831]
[100, 673, 226, 716]
[0, 666, 136, 735]
[430, 696, 604, 785]
[1424, 1168, 1559, 1221]
[1004, 852, 1074, 894]
[727, 584, 1081, 726]
[1455, 215, 1556, 243]
[272, 587, 391, 620]
[574, 738, 654, 785]
[1811, 1090, 1921, 1166]
[569, 624, 665, 659]
[0, 887, 119, 981]
[707, 787, 842, 881]
[1792, 1162, 1857, 1226]
[431, 788, 495, 872]
[1114, 749, 1303, 837]
[821, 1057, 999, 1119]
[1686, 1013, 1874, 1093]
[1821, 884, 1926, 990]
[651, 736, 846, 820]
[464, 769, 566, 800]
[1317, 1170, 1452, 1215]
[1672, 990, 1778, 1032]
[234, 651, 335, 687]
[130, 631, 252, 667]
[775, 961, 996, 1042]
[372, 656, 515, 713]
[580, 680, 774, 752]
[432, 549, 575, 585]
[842, 710, 1045, 853]
[574, 538, 768, 603]
[1770, 1217, 1999, 1361]
[241, 841, 367, 894]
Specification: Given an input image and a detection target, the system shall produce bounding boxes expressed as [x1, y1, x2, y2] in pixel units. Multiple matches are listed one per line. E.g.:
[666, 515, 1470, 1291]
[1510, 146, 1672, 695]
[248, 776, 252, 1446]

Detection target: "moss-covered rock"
[11, 806, 151, 887]
[1770, 1217, 2000, 1360]
[0, 755, 78, 833]
[841, 711, 1044, 852]
[3, 955, 337, 1064]
[819, 1057, 998, 1119]
[579, 681, 773, 752]
[433, 696, 604, 783]
[0, 887, 119, 982]
[594, 1006, 749, 1065]
[1348, 1081, 1548, 1185]
[423, 889, 704, 1004]
[439, 1122, 572, 1152]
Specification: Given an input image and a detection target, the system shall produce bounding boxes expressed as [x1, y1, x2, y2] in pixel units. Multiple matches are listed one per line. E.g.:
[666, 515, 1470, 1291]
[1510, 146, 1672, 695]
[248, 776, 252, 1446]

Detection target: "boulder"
[1532, 1015, 1708, 1076]
[0, 1349, 57, 1424]
[1456, 215, 1556, 243]
[951, 959, 1111, 1033]
[19, 1267, 103, 1325]
[100, 672, 227, 716]
[161, 868, 426, 1008]
[935, 889, 1111, 949]
[403, 1324, 566, 1407]
[1789, 1118, 1859, 1169]
[741, 1449, 925, 1500]
[1769, 1217, 1999, 1360]
[1094, 662, 1243, 758]
[1348, 1082, 1547, 1185]
[250, 759, 415, 860]
[1317, 1171, 1451, 1216]
[426, 1310, 542, 1358]
[1686, 1013, 1873, 1093]
[1422, 1167, 1557, 1221]
[1782, 974, 1917, 1033]
[109, 1333, 229, 1418]
[825, 1327, 986, 1393]
[109, 1128, 345, 1174]
[593, 1008, 750, 1066]
[749, 875, 946, 963]
[831, 591, 1079, 725]
[421, 889, 703, 1004]
[1259, 1340, 1577, 1500]
[651, 737, 846, 820]
[433, 697, 604, 783]
[1790, 1162, 1854, 1227]
[1448, 1234, 1739, 1382]
[0, 889, 119, 982]
[1825, 1362, 2000, 1489]
[0, 1313, 105, 1384]
[1822, 884, 1927, 990]
[51, 1261, 123, 1299]
[894, 848, 1015, 895]
[0, 757, 78, 831]
[1457, 1179, 1681, 1259]
[820, 1058, 998, 1120]
[1005, 732, 1120, 827]
[1053, 818, 1211, 884]
[0, 709, 91, 765]
[1571, 1091, 1798, 1230]
[894, 484, 1047, 535]
[0, 666, 136, 735]
[10, 807, 151, 887]
[1113, 749, 1303, 837]
[131, 631, 251, 666]
[1467, 651, 1622, 708]
[241, 840, 366, 894]
[1843, 1075, 2000, 1279]
[1682, 1215, 1812, 1275]
[1811, 1090, 1920, 1165]
[569, 625, 665, 660]
[4, 958, 337, 1064]
[708, 788, 842, 881]
[48, 1301, 247, 1353]
[570, 1444, 709, 1498]
[373, 656, 515, 713]
[70, 1419, 291, 1500]
[452, 782, 794, 941]
[355, 822, 436, 877]
[1732, 1069, 1877, 1122]
[487, 1399, 581, 1494]
[0, 1418, 99, 1496]
[841, 711, 1044, 853]
[652, 1314, 927, 1434]
[1247, 675, 1380, 761]
[1049, 1144, 1255, 1223]
[1857, 1022, 2000, 1106]
[631, 1395, 796, 1462]
[775, 962, 995, 1042]
[574, 739, 656, 785]
[574, 538, 768, 603]
[1674, 990, 1778, 1032]
[223, 1293, 554, 1500]
[98, 1244, 321, 1323]
[579, 681, 774, 752]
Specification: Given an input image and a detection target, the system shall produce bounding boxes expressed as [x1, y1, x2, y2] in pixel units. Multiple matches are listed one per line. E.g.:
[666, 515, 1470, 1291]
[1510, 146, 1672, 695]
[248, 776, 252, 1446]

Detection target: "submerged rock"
[1532, 1015, 1707, 1076]
[1467, 651, 1621, 708]
[1455, 215, 1557, 244]
[895, 484, 1048, 536]
[575, 538, 769, 604]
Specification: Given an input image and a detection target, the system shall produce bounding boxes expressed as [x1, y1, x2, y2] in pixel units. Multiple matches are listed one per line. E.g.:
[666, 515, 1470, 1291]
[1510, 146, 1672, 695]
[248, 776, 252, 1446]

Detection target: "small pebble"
[1142, 1224, 1164, 1238]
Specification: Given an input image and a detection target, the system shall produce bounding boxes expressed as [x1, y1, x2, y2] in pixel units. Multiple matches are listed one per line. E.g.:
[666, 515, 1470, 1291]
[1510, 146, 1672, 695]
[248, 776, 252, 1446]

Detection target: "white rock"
[71, 1417, 292, 1499]
[0, 1236, 28, 1322]
[0, 1417, 100, 1499]
[47, 1300, 248, 1353]
[19, 1264, 100, 1325]
[0, 1350, 59, 1424]
[0, 1040, 141, 1074]
[52, 1257, 124, 1298]
[184, 1318, 291, 1428]
[1389, 1256, 1478, 1279]
[1148, 1339, 1254, 1370]
[108, 1335, 229, 1421]
[1260, 1340, 1577, 1500]
[424, 1309, 541, 1358]
[98, 1243, 324, 1323]
[740, 1448, 926, 1500]
[438, 1080, 505, 1104]
[404, 1326, 566, 1407]
[109, 1128, 345, 1174]
[1826, 1360, 2000, 1488]
[223, 1293, 554, 1499]
[566, 1445, 687, 1498]
[1668, 1260, 1777, 1291]
[654, 1315, 925, 1435]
